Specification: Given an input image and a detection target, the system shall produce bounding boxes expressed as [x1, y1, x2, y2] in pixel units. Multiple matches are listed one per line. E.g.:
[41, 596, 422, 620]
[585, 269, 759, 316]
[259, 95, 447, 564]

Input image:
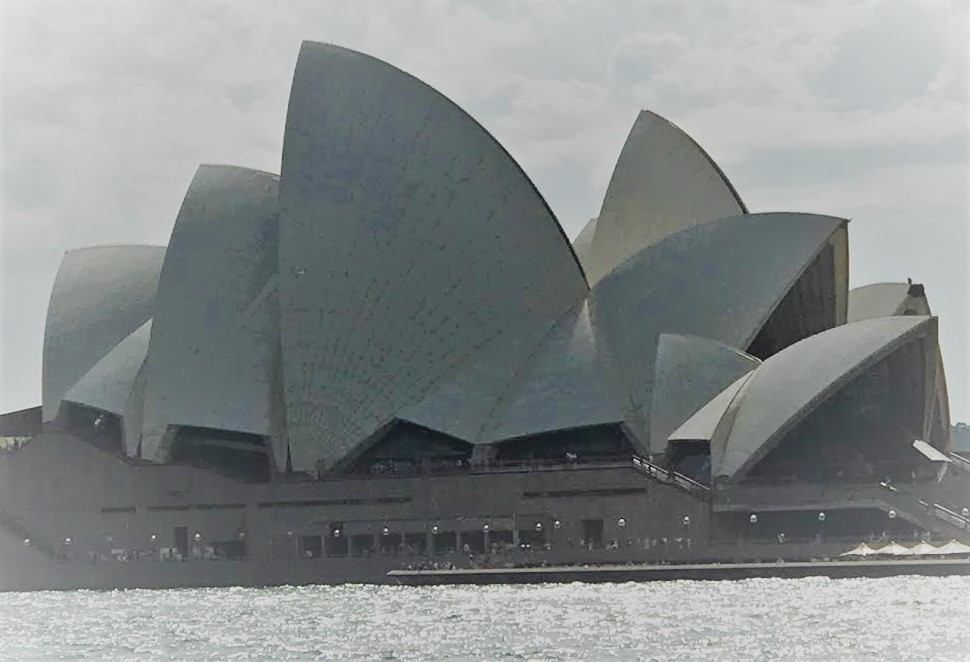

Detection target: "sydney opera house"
[0, 41, 966, 589]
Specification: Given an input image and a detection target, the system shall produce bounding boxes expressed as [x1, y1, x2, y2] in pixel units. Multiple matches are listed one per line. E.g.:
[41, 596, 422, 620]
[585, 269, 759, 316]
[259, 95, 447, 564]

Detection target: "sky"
[1, 0, 967, 422]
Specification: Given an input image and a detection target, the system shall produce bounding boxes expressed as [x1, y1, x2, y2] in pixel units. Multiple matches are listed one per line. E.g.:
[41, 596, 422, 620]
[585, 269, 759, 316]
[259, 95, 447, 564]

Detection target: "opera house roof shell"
[40, 41, 952, 479]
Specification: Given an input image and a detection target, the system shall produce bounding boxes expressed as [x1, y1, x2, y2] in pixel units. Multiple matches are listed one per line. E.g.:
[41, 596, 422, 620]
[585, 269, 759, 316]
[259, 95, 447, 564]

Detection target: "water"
[0, 577, 967, 661]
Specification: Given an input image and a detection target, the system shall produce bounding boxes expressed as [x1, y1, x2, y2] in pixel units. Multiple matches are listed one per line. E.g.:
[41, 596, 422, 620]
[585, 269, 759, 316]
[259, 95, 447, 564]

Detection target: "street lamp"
[333, 528, 342, 538]
[553, 519, 562, 530]
[431, 524, 439, 534]
[618, 518, 627, 529]
[682, 516, 691, 552]
[962, 508, 969, 519]
[888, 510, 897, 520]
[382, 526, 390, 536]
[534, 522, 543, 532]
[749, 513, 758, 524]
[22, 538, 30, 546]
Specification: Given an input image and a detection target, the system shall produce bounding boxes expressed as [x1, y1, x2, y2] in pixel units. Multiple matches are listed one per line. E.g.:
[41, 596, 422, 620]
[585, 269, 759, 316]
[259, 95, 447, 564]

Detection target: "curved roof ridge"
[716, 315, 937, 480]
[477, 298, 626, 444]
[637, 110, 748, 214]
[63, 319, 153, 417]
[196, 162, 280, 180]
[42, 245, 165, 421]
[668, 371, 755, 443]
[661, 332, 760, 361]
[63, 244, 167, 254]
[583, 109, 748, 284]
[649, 332, 761, 455]
[140, 164, 279, 461]
[848, 281, 931, 323]
[278, 42, 589, 470]
[571, 217, 599, 266]
[474, 307, 571, 441]
[601, 211, 847, 295]
[587, 211, 848, 452]
[301, 41, 587, 287]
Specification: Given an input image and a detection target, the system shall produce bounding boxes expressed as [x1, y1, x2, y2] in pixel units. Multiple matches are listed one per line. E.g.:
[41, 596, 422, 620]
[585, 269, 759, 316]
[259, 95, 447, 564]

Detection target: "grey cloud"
[814, 2, 949, 109]
[731, 136, 970, 188]
[0, 155, 58, 209]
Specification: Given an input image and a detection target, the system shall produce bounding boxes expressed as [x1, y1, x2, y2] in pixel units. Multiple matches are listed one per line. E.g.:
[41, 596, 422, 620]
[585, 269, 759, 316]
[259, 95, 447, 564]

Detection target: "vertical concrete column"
[471, 444, 496, 468]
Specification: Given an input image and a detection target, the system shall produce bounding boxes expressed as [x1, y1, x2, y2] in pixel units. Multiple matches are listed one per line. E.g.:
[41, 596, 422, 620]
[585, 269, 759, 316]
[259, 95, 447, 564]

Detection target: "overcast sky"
[1, 0, 967, 423]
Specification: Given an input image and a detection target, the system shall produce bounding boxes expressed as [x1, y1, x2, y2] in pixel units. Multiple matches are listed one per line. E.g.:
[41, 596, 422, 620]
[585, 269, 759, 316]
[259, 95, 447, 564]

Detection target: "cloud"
[813, 0, 950, 109]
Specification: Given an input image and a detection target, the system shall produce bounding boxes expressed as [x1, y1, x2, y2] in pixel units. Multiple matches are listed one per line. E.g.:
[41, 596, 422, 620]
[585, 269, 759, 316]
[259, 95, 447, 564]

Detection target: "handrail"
[948, 452, 970, 474]
[878, 483, 970, 534]
[631, 456, 710, 496]
[333, 454, 648, 481]
[930, 503, 970, 530]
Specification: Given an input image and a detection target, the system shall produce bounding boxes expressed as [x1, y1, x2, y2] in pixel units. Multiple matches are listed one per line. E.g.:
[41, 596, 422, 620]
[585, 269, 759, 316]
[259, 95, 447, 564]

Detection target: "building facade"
[0, 41, 965, 590]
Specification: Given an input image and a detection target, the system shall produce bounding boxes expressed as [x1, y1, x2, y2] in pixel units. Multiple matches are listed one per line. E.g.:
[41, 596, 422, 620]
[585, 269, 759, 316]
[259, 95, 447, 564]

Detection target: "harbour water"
[0, 577, 967, 661]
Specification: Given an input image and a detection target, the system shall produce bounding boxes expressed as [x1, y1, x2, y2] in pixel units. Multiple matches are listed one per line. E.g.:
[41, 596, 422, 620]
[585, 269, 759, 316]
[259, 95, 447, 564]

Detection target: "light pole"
[680, 515, 690, 552]
[817, 511, 826, 543]
[482, 523, 490, 553]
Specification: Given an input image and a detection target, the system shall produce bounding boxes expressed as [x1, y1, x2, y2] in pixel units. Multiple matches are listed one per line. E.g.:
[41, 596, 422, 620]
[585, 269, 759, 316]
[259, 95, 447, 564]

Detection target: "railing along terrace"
[948, 453, 970, 473]
[927, 503, 970, 530]
[631, 455, 710, 494]
[332, 454, 638, 480]
[878, 481, 970, 531]
[330, 453, 710, 494]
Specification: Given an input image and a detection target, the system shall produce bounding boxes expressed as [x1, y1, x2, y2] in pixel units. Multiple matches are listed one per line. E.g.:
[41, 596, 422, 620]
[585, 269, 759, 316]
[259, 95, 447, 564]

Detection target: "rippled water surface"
[0, 577, 967, 660]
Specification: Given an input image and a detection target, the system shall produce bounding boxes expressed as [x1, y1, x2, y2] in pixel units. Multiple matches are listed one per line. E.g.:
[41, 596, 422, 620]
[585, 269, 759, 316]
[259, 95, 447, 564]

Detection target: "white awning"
[839, 542, 879, 557]
[898, 541, 940, 556]
[934, 540, 970, 556]
[913, 439, 951, 463]
[873, 542, 910, 556]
